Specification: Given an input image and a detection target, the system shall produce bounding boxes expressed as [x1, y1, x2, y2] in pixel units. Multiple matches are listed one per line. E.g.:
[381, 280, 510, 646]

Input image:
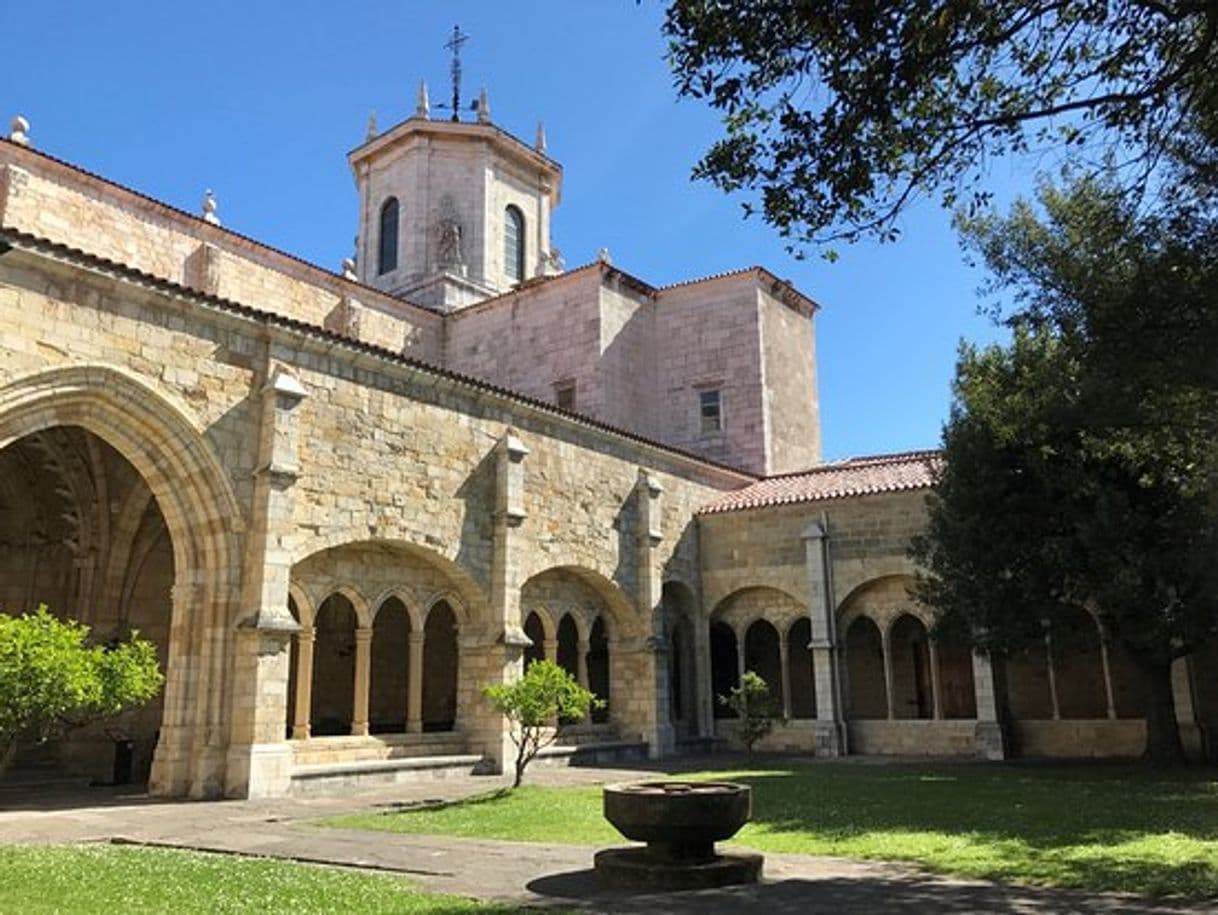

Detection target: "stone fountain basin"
[602, 780, 751, 850]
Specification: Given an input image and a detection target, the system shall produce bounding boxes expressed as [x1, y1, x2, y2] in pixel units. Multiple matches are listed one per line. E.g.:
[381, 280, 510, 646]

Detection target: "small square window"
[699, 388, 722, 434]
[555, 381, 576, 411]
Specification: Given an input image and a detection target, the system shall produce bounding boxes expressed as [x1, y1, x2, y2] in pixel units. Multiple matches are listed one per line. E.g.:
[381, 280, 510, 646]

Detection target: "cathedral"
[0, 84, 1213, 799]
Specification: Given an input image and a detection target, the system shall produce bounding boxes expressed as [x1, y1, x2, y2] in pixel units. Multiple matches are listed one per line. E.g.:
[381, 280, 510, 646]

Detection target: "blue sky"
[1, 1, 1021, 461]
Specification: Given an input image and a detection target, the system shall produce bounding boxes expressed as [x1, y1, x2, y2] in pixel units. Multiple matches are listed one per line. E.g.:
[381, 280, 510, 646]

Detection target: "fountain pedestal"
[594, 780, 763, 890]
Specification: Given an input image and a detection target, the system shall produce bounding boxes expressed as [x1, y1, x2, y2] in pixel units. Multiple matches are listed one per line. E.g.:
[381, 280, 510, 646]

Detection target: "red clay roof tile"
[699, 450, 942, 514]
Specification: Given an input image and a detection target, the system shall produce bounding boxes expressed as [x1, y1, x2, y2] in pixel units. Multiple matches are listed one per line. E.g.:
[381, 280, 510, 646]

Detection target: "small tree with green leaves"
[719, 670, 780, 755]
[0, 605, 164, 774]
[483, 659, 601, 788]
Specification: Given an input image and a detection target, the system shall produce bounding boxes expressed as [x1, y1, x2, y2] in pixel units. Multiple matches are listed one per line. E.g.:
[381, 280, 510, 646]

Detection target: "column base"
[974, 720, 1007, 760]
[224, 741, 294, 798]
[813, 720, 847, 757]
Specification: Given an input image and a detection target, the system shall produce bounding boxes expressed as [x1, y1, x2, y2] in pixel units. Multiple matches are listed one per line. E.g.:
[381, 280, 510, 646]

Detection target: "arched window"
[378, 197, 399, 275]
[504, 205, 525, 283]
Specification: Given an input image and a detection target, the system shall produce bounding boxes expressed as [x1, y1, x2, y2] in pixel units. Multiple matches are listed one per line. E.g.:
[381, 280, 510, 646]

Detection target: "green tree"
[483, 659, 601, 788]
[719, 670, 780, 755]
[912, 177, 1218, 764]
[663, 1, 1218, 251]
[0, 605, 164, 774]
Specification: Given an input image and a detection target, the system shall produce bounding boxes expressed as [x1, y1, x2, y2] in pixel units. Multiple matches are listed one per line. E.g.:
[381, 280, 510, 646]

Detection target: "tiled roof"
[699, 450, 942, 514]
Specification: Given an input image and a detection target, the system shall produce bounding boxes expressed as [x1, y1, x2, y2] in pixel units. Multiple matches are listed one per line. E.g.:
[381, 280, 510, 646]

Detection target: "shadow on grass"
[525, 867, 1194, 914]
[714, 762, 1218, 897]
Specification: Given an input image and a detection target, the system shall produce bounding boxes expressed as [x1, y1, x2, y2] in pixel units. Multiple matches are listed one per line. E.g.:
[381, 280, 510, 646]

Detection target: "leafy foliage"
[483, 659, 600, 788]
[664, 1, 1218, 252]
[0, 605, 164, 771]
[718, 670, 780, 753]
[912, 176, 1218, 763]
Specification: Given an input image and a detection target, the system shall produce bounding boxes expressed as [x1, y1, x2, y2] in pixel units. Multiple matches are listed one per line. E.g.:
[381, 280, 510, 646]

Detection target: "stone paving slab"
[0, 763, 1213, 914]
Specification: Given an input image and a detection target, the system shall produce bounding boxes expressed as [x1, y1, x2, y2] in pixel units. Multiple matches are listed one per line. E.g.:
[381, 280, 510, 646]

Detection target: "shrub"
[719, 670, 780, 755]
[0, 605, 164, 774]
[483, 659, 601, 788]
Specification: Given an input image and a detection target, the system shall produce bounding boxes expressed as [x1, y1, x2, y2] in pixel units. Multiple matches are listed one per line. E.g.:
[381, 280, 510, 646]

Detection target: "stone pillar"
[928, 640, 943, 720]
[224, 364, 307, 799]
[971, 651, 1007, 759]
[1172, 657, 1202, 759]
[735, 635, 747, 685]
[544, 638, 559, 665]
[291, 626, 315, 740]
[693, 616, 714, 738]
[352, 627, 372, 736]
[474, 429, 532, 771]
[803, 519, 842, 755]
[1099, 638, 1117, 720]
[802, 520, 845, 755]
[407, 631, 424, 733]
[634, 469, 674, 757]
[881, 628, 896, 720]
[577, 638, 590, 689]
[778, 630, 792, 721]
[1044, 626, 1061, 720]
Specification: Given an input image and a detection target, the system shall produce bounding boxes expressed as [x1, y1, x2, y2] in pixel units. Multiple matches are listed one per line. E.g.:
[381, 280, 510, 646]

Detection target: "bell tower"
[349, 75, 563, 312]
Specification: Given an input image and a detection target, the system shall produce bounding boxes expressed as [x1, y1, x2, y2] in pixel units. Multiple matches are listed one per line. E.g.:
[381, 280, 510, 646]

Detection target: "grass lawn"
[0, 844, 523, 914]
[325, 761, 1218, 899]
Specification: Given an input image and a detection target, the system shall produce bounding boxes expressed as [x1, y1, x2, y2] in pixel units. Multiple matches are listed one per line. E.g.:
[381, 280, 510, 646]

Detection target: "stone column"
[1044, 626, 1062, 720]
[802, 520, 845, 755]
[577, 638, 590, 689]
[633, 469, 673, 757]
[693, 615, 714, 738]
[735, 634, 747, 686]
[407, 631, 424, 734]
[778, 629, 792, 721]
[544, 638, 559, 665]
[971, 651, 1007, 759]
[881, 628, 896, 720]
[352, 627, 372, 736]
[1099, 642, 1117, 719]
[474, 430, 532, 772]
[291, 626, 315, 740]
[928, 640, 943, 720]
[224, 364, 306, 799]
[618, 472, 677, 760]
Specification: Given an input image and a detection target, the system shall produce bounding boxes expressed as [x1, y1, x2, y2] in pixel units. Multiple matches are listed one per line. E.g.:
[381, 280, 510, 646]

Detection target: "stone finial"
[8, 115, 29, 147]
[341, 257, 357, 280]
[476, 86, 490, 124]
[535, 121, 546, 153]
[201, 190, 221, 226]
[416, 80, 430, 119]
[365, 110, 378, 141]
[596, 247, 613, 266]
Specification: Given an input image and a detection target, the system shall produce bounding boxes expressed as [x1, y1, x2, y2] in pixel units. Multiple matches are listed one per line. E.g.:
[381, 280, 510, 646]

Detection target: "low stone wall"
[847, 719, 979, 756]
[1012, 719, 1145, 758]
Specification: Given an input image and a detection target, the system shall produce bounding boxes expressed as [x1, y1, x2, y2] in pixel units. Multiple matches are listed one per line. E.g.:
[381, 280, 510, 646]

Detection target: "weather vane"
[444, 25, 469, 122]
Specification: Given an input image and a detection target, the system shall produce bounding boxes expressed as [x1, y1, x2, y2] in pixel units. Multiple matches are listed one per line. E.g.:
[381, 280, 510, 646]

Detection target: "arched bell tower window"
[504, 205, 525, 284]
[378, 197, 399, 275]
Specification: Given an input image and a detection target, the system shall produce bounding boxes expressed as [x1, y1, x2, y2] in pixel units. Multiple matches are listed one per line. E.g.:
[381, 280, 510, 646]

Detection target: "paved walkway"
[0, 762, 1210, 914]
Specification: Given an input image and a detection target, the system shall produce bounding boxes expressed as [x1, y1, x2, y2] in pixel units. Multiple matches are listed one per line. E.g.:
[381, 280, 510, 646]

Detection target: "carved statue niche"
[433, 194, 465, 273]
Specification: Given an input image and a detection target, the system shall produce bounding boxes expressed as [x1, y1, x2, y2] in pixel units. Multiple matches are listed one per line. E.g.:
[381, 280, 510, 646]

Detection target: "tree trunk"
[0, 738, 15, 778]
[1140, 657, 1185, 766]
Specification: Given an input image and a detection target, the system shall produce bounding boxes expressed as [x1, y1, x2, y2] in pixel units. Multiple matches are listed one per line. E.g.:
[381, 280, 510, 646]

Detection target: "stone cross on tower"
[444, 25, 469, 123]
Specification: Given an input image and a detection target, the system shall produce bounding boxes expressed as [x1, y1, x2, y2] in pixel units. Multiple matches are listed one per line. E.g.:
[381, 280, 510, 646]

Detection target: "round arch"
[520, 565, 637, 639]
[369, 587, 425, 631]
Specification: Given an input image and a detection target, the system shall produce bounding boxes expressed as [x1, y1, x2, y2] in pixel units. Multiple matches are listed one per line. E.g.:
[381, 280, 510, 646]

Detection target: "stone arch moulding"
[369, 587, 425, 631]
[709, 585, 804, 635]
[291, 538, 490, 631]
[0, 362, 245, 799]
[835, 573, 919, 632]
[520, 565, 639, 641]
